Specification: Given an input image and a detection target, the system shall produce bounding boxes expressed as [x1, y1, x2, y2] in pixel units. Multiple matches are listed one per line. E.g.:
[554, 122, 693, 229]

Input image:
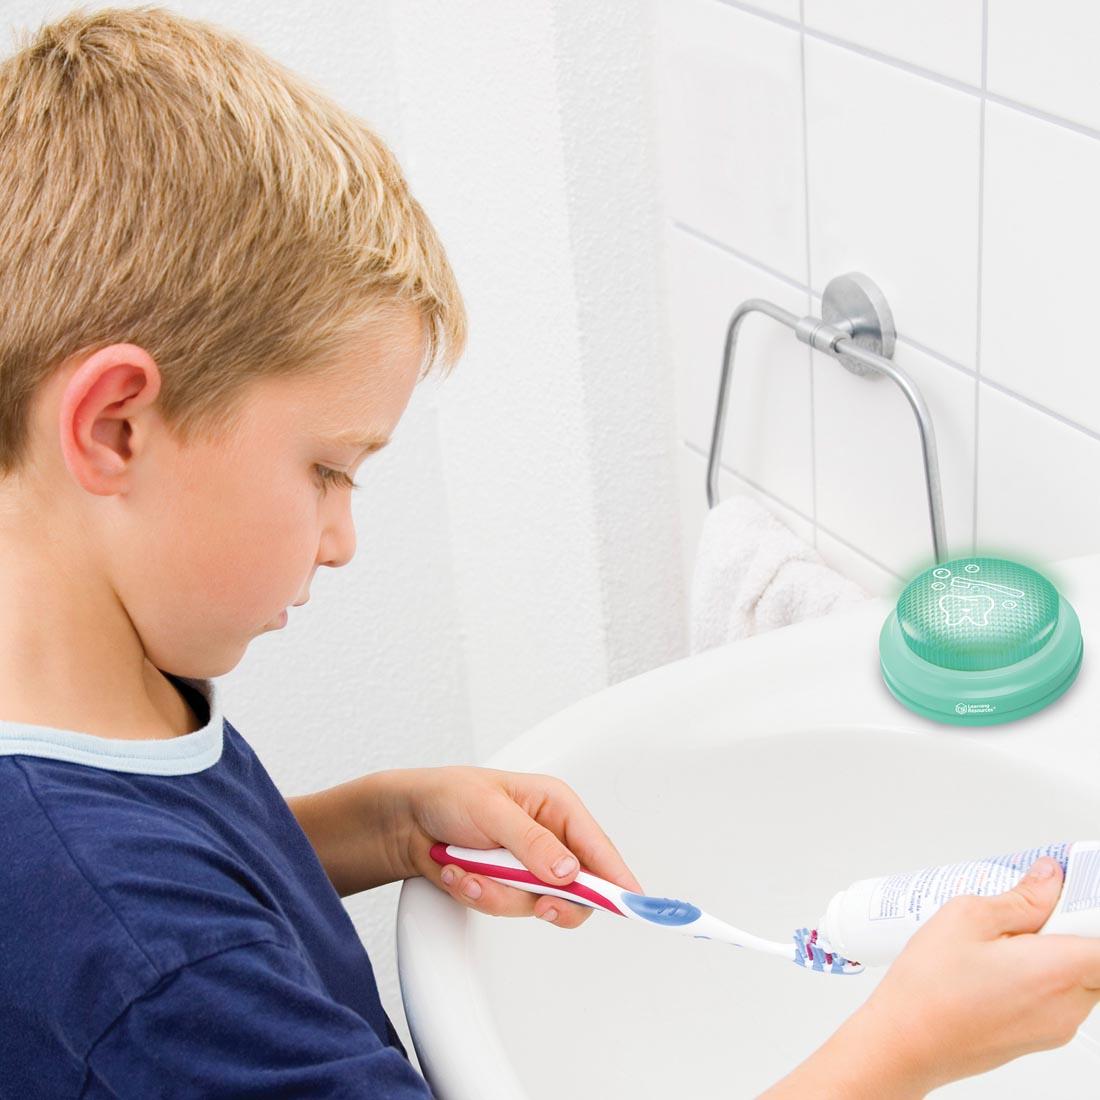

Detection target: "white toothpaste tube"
[815, 840, 1100, 966]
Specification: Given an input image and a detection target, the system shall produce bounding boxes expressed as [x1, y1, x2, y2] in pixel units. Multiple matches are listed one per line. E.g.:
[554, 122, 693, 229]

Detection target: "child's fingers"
[437, 864, 592, 928]
[504, 772, 645, 894]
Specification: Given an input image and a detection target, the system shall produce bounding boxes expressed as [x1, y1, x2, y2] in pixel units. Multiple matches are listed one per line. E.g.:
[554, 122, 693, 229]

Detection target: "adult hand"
[862, 855, 1100, 1090]
[762, 856, 1100, 1098]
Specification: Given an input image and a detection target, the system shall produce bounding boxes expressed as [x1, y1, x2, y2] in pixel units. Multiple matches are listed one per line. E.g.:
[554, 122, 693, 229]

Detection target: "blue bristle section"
[792, 927, 862, 975]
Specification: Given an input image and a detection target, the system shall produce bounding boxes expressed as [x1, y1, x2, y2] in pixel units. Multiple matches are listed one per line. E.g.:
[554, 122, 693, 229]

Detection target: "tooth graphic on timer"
[934, 563, 1025, 629]
[878, 557, 1083, 725]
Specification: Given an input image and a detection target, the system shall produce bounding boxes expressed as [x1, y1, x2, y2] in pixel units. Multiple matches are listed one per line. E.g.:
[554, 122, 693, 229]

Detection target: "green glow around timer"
[879, 557, 1083, 726]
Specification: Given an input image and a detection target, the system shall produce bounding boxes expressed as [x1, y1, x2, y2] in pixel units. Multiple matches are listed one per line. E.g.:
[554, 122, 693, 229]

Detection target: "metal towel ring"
[706, 272, 947, 565]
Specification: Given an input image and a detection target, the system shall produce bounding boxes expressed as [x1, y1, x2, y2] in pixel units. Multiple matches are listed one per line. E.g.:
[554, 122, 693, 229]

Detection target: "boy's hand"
[393, 765, 643, 928]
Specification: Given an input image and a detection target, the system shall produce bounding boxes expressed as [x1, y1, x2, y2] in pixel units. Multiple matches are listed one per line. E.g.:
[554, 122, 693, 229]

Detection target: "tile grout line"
[715, 0, 1100, 149]
[673, 218, 981, 379]
[798, 0, 817, 551]
[671, 220, 807, 294]
[973, 0, 988, 556]
[984, 91, 1100, 146]
[979, 377, 1100, 447]
[672, 218, 1100, 447]
[715, 0, 977, 94]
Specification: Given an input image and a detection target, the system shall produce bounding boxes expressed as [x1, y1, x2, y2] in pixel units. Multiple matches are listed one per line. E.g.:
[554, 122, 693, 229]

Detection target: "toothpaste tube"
[815, 840, 1100, 966]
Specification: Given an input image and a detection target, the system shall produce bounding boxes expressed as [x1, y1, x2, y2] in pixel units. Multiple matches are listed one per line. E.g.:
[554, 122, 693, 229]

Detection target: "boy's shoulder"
[0, 752, 299, 1054]
[0, 748, 299, 953]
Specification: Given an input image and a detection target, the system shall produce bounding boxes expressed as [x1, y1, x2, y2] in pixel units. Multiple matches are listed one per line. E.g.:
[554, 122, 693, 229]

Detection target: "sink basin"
[397, 554, 1100, 1098]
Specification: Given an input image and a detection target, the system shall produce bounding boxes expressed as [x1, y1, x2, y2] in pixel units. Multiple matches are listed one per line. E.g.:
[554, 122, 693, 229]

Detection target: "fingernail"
[552, 855, 578, 878]
[441, 868, 456, 886]
[540, 907, 559, 922]
[462, 877, 482, 900]
[1028, 858, 1056, 880]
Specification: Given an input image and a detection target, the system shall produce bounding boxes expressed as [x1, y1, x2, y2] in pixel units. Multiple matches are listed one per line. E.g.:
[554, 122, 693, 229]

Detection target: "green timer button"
[897, 558, 1058, 671]
[880, 556, 1083, 726]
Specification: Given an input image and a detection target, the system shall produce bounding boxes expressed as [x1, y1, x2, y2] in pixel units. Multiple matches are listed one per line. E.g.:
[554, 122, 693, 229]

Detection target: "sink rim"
[397, 553, 1100, 1098]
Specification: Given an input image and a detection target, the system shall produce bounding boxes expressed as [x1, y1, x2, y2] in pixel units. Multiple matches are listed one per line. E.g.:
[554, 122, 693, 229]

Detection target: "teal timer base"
[879, 557, 1084, 727]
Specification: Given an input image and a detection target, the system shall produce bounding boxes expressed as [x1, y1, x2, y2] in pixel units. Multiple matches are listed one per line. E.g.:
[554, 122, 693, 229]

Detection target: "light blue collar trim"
[0, 674, 224, 776]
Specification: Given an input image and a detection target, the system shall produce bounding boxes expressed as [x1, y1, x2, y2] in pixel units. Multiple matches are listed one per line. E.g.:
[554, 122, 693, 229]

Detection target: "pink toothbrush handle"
[429, 842, 630, 915]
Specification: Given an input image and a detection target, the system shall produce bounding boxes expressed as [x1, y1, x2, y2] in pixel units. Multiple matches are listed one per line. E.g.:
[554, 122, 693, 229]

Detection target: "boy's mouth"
[265, 609, 289, 630]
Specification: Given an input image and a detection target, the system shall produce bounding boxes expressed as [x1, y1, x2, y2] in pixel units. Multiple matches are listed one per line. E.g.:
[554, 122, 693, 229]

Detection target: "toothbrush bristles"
[792, 927, 863, 975]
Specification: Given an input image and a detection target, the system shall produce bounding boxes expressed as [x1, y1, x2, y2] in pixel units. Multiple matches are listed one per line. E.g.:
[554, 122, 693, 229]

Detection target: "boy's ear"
[58, 343, 163, 496]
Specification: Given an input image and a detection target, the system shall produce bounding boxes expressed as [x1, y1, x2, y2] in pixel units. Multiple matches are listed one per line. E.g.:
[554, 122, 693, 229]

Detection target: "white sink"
[397, 553, 1100, 1098]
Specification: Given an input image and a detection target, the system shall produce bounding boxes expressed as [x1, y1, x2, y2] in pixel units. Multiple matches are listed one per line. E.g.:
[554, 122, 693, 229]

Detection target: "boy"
[1, 7, 1098, 1097]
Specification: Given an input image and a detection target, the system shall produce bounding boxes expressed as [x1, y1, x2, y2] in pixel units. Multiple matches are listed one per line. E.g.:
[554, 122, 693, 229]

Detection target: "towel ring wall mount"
[705, 272, 947, 566]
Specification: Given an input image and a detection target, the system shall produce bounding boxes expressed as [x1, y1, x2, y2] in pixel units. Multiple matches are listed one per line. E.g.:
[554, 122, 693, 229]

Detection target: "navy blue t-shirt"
[0, 672, 434, 1098]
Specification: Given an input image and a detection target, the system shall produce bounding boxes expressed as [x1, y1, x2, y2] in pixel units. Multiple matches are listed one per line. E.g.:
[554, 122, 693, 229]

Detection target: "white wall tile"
[804, 39, 981, 367]
[988, 0, 1100, 132]
[656, 0, 807, 279]
[815, 527, 905, 597]
[667, 225, 814, 518]
[981, 103, 1100, 434]
[804, 0, 983, 86]
[813, 335, 976, 578]
[977, 384, 1100, 563]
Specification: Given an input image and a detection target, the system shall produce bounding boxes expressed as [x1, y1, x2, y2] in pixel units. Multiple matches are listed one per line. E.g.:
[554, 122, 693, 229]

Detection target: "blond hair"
[0, 5, 466, 475]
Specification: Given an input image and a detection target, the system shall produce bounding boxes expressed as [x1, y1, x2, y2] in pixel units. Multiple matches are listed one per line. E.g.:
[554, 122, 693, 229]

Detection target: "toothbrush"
[429, 843, 863, 975]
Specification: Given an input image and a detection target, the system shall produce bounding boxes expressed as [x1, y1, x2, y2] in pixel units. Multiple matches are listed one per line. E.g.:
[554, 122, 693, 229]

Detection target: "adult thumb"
[986, 856, 1065, 936]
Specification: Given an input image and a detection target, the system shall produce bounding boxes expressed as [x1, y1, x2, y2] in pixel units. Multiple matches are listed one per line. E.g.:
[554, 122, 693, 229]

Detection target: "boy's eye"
[314, 465, 360, 493]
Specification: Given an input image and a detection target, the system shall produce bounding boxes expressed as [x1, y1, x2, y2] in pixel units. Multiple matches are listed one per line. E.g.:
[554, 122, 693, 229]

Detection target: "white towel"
[690, 493, 871, 653]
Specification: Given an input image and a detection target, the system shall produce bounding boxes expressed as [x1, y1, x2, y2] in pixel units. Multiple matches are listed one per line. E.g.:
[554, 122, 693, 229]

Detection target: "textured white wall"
[5, 0, 684, 1065]
[389, 2, 685, 757]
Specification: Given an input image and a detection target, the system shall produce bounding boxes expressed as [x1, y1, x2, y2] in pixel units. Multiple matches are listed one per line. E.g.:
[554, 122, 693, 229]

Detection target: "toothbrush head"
[792, 927, 864, 975]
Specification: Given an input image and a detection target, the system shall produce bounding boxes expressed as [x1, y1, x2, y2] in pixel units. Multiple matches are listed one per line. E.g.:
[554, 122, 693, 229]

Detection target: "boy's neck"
[0, 537, 201, 740]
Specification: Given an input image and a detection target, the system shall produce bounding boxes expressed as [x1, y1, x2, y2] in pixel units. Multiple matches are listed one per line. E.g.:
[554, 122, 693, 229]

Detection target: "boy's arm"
[757, 1005, 930, 1099]
[287, 773, 933, 1096]
[286, 770, 415, 897]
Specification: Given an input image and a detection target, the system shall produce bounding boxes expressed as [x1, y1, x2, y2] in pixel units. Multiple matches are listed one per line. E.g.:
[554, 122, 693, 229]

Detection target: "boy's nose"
[319, 516, 357, 569]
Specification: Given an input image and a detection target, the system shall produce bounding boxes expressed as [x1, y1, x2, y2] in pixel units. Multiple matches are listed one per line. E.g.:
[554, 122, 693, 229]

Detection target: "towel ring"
[706, 272, 947, 565]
